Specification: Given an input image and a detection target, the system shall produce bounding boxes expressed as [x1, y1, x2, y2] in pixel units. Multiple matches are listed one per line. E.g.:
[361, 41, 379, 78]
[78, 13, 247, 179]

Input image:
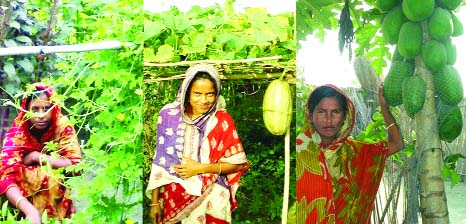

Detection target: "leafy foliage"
[1, 0, 143, 223]
[143, 1, 295, 77]
[442, 153, 466, 188]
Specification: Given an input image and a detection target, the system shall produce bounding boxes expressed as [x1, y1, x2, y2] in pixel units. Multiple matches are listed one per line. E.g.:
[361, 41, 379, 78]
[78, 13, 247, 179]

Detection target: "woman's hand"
[24, 206, 42, 224]
[172, 157, 202, 179]
[23, 151, 41, 165]
[150, 204, 163, 224]
[378, 83, 389, 110]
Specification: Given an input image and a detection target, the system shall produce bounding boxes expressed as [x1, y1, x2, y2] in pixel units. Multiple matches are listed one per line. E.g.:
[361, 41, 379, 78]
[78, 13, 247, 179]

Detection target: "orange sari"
[0, 83, 81, 219]
[296, 85, 389, 224]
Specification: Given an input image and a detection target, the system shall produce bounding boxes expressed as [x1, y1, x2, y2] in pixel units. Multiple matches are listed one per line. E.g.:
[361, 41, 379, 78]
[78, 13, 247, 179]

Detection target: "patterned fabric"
[146, 64, 249, 224]
[0, 83, 81, 219]
[296, 84, 389, 224]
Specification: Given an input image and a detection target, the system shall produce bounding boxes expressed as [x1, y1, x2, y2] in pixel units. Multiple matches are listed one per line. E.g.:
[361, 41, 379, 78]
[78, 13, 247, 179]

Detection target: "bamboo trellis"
[144, 56, 296, 83]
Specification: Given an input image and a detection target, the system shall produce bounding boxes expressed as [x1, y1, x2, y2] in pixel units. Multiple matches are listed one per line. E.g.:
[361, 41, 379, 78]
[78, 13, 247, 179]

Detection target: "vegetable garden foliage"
[1, 0, 143, 223]
[143, 2, 296, 223]
[143, 1, 295, 77]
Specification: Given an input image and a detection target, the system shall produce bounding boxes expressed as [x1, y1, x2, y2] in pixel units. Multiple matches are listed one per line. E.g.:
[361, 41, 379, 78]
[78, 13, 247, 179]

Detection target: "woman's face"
[29, 94, 53, 131]
[188, 78, 216, 118]
[311, 96, 345, 144]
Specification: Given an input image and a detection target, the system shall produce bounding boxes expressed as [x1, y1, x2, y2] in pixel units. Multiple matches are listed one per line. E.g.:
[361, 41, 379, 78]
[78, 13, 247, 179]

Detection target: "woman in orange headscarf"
[0, 83, 82, 224]
[296, 84, 403, 224]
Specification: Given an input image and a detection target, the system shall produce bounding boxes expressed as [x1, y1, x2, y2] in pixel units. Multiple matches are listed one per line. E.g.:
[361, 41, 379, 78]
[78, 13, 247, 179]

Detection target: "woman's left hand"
[172, 157, 202, 179]
[378, 83, 388, 109]
[23, 151, 41, 165]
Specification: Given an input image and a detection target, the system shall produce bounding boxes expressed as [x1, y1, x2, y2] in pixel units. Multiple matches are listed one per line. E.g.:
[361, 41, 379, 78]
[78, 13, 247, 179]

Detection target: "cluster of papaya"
[379, 0, 464, 142]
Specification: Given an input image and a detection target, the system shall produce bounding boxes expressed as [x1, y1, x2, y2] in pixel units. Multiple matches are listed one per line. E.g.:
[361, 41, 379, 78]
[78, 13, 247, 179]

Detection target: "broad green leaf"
[3, 39, 17, 47]
[3, 62, 16, 78]
[450, 170, 461, 188]
[182, 32, 212, 54]
[5, 82, 17, 94]
[143, 20, 165, 41]
[216, 33, 236, 44]
[154, 44, 174, 63]
[252, 30, 275, 46]
[9, 20, 20, 29]
[143, 47, 158, 62]
[162, 13, 192, 33]
[1, 200, 7, 217]
[15, 36, 32, 44]
[17, 59, 34, 73]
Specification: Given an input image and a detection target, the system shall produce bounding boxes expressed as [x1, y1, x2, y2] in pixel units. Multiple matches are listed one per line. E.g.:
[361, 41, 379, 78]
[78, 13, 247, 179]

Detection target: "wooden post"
[282, 127, 290, 224]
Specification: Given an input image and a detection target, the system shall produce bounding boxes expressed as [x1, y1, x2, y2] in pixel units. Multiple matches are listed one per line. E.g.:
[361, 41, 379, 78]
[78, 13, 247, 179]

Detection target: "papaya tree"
[297, 0, 464, 223]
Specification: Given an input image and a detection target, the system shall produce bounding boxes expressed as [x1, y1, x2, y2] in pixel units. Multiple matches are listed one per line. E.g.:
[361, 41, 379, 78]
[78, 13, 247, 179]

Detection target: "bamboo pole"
[282, 127, 290, 224]
[144, 72, 289, 83]
[0, 41, 134, 56]
[144, 55, 283, 67]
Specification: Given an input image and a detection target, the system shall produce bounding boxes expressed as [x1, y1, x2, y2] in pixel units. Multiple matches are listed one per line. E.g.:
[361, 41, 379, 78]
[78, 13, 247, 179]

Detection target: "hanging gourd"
[262, 77, 292, 135]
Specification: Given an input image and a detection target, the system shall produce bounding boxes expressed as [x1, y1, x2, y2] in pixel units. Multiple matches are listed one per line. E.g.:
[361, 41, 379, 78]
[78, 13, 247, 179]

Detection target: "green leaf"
[450, 170, 461, 188]
[15, 36, 32, 44]
[143, 20, 165, 41]
[154, 44, 174, 63]
[3, 39, 17, 47]
[143, 47, 158, 62]
[9, 20, 20, 29]
[5, 82, 17, 94]
[183, 32, 212, 54]
[17, 59, 34, 73]
[3, 62, 16, 78]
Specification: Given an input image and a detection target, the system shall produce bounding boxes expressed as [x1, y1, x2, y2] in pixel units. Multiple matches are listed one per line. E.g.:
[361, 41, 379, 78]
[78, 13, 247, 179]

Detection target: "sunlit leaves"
[145, 3, 294, 62]
[153, 44, 174, 62]
[143, 20, 165, 41]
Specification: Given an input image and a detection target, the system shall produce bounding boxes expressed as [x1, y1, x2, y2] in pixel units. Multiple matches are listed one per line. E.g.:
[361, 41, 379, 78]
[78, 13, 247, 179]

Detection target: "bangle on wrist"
[15, 197, 26, 208]
[218, 162, 222, 175]
[149, 202, 160, 207]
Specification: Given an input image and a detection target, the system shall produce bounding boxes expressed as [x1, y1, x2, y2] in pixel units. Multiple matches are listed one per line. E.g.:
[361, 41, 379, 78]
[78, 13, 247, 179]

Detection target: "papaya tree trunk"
[415, 57, 449, 224]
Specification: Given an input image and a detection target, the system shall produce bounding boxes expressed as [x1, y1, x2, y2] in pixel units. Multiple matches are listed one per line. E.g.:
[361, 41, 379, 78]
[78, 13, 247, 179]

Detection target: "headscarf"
[296, 84, 388, 224]
[302, 84, 355, 148]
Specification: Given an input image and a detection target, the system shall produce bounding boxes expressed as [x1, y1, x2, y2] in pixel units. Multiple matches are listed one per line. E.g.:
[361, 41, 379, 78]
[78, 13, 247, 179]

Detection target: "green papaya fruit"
[382, 6, 407, 44]
[383, 61, 415, 106]
[437, 103, 463, 143]
[437, 0, 462, 10]
[422, 40, 447, 71]
[451, 12, 464, 37]
[402, 0, 435, 21]
[434, 65, 463, 105]
[398, 21, 423, 59]
[443, 38, 457, 65]
[402, 76, 426, 118]
[428, 8, 453, 40]
[377, 0, 401, 12]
